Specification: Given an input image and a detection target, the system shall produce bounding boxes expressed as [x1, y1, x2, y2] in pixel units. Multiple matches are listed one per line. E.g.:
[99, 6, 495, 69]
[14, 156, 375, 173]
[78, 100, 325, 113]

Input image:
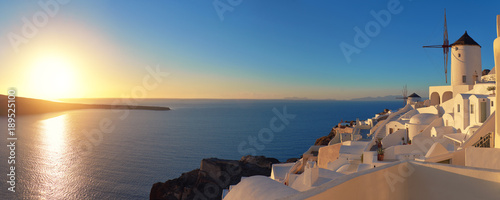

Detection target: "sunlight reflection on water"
[0, 100, 403, 199]
[36, 114, 69, 199]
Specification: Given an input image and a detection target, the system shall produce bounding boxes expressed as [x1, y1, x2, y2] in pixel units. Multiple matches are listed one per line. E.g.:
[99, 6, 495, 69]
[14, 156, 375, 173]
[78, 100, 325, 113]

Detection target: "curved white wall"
[288, 161, 500, 200]
[451, 45, 481, 86]
[224, 176, 299, 200]
[408, 124, 428, 140]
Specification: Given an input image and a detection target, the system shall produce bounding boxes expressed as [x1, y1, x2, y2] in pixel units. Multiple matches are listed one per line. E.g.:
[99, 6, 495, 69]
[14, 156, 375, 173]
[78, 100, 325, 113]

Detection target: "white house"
[224, 15, 500, 200]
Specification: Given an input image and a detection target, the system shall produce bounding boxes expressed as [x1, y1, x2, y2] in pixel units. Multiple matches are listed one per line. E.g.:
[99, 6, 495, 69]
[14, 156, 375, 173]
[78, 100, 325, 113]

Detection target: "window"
[462, 75, 466, 83]
[471, 104, 474, 114]
[457, 104, 460, 112]
[458, 53, 461, 57]
[492, 101, 494, 107]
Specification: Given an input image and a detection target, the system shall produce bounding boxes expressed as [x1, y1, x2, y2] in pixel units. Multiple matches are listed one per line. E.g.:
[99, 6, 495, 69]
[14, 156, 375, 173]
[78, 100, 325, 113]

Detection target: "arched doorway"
[431, 92, 440, 105]
[442, 91, 453, 103]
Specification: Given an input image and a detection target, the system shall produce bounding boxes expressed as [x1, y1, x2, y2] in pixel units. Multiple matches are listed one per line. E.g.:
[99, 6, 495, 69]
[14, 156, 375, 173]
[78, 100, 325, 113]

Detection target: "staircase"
[461, 112, 495, 149]
[365, 104, 412, 151]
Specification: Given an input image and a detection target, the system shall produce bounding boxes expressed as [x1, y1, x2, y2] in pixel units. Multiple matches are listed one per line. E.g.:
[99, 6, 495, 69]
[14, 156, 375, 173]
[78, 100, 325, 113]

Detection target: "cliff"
[314, 128, 336, 145]
[150, 155, 279, 200]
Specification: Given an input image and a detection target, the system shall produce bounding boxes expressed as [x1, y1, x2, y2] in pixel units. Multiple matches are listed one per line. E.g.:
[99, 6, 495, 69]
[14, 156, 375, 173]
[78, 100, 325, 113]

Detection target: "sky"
[1, 0, 500, 100]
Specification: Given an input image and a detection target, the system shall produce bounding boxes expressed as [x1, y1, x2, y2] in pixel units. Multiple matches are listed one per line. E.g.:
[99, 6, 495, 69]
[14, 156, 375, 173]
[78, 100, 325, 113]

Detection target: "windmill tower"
[449, 31, 482, 85]
[423, 9, 482, 86]
[407, 93, 421, 105]
[423, 9, 452, 83]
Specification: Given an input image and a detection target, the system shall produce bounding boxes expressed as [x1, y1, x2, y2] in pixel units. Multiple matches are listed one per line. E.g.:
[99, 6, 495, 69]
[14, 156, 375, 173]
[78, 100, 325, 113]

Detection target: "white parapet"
[270, 162, 295, 183]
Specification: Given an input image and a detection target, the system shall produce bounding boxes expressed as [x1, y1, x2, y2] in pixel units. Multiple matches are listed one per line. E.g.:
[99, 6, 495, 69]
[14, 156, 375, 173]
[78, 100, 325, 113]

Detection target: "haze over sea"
[0, 99, 402, 199]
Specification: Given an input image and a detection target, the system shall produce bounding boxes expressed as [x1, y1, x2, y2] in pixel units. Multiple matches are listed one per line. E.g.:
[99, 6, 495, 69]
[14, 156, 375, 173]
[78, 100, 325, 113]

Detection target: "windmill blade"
[443, 9, 449, 47]
[422, 9, 451, 84]
[401, 85, 408, 105]
[423, 45, 447, 48]
[444, 48, 449, 83]
[443, 8, 449, 83]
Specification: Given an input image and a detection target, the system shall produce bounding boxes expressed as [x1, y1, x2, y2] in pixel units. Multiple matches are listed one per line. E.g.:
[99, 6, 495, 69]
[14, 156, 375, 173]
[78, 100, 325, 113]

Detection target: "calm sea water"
[0, 99, 402, 199]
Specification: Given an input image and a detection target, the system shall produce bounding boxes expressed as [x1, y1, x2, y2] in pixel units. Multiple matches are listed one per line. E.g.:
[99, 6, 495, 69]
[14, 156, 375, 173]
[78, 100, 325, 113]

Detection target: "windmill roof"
[408, 93, 421, 98]
[451, 31, 480, 47]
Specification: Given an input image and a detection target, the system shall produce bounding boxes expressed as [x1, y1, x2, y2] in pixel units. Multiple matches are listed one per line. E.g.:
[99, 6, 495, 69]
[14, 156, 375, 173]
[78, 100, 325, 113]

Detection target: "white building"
[429, 31, 484, 106]
[224, 15, 500, 200]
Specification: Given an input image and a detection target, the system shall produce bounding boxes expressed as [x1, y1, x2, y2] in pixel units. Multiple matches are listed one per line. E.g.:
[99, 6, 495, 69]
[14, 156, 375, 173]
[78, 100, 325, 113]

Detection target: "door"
[480, 102, 487, 123]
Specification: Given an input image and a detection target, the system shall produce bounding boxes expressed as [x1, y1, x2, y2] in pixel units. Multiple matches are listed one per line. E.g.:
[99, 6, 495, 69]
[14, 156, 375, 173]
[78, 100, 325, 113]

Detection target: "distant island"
[0, 95, 170, 116]
[283, 97, 309, 100]
[350, 95, 423, 101]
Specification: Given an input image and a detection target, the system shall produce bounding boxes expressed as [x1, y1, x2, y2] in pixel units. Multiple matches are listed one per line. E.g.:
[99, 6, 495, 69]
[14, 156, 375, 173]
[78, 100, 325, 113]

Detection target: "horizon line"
[1, 94, 429, 102]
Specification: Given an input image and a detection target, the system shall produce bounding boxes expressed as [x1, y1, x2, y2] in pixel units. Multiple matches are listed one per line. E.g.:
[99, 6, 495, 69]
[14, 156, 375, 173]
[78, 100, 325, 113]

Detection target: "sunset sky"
[1, 0, 500, 100]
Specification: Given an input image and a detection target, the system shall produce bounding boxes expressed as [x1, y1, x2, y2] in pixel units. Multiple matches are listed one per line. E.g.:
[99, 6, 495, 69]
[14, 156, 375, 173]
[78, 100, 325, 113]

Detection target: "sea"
[0, 99, 403, 199]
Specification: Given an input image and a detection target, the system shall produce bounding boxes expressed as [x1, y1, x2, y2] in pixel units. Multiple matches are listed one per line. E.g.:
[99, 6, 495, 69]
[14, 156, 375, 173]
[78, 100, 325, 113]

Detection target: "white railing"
[460, 112, 495, 148]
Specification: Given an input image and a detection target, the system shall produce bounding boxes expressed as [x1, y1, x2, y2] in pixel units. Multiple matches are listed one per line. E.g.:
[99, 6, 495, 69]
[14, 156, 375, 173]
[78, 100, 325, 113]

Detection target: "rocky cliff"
[150, 155, 279, 200]
[314, 128, 336, 145]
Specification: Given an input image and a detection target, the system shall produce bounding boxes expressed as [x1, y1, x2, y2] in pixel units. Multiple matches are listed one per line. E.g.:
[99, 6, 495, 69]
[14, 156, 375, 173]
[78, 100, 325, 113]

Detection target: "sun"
[28, 55, 77, 100]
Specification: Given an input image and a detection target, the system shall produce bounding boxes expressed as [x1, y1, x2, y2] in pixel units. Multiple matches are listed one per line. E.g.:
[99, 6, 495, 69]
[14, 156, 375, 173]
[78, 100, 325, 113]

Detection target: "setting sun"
[28, 55, 77, 100]
[3, 1, 500, 200]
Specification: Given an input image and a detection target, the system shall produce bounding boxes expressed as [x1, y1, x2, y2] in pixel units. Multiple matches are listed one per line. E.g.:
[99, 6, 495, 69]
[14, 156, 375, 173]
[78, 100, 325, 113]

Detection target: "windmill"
[423, 9, 452, 83]
[396, 85, 408, 105]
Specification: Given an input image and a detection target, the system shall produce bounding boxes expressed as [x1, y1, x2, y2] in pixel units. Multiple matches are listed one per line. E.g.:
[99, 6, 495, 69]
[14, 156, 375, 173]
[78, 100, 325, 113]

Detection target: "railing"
[461, 112, 495, 148]
[473, 133, 492, 148]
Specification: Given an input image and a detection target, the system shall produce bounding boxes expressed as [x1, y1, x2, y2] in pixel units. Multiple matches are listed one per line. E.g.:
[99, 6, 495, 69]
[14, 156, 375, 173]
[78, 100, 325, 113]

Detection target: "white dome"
[224, 176, 298, 200]
[400, 109, 419, 120]
[409, 114, 438, 125]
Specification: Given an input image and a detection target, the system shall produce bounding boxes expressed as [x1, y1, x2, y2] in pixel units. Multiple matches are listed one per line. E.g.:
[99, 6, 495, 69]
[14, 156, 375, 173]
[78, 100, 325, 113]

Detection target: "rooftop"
[451, 31, 481, 47]
[408, 93, 421, 98]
